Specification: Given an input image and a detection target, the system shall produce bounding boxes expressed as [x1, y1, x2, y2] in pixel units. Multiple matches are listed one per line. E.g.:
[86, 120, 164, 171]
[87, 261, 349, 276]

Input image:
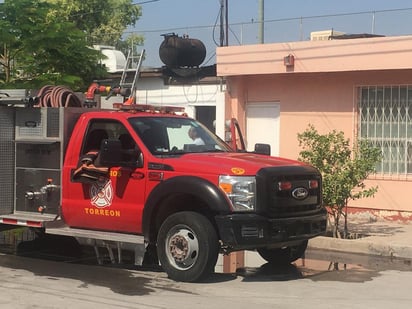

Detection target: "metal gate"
[0, 107, 15, 215]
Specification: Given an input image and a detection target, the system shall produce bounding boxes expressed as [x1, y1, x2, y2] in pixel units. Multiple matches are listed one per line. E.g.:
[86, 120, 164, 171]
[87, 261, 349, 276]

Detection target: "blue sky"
[130, 0, 412, 67]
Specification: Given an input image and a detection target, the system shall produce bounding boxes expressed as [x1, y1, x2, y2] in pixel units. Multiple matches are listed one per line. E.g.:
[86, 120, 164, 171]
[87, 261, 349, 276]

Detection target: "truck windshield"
[128, 116, 232, 155]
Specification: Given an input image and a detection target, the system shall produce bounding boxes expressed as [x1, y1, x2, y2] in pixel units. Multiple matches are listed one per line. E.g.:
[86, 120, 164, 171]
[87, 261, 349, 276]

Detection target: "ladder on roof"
[120, 49, 145, 104]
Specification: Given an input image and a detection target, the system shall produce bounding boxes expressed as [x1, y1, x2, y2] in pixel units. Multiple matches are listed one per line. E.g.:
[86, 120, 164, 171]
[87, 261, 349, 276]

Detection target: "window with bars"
[358, 86, 412, 175]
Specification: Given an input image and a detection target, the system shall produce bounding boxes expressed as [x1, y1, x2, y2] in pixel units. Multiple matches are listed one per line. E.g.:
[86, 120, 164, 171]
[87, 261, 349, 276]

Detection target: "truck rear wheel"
[157, 211, 219, 282]
[257, 240, 308, 264]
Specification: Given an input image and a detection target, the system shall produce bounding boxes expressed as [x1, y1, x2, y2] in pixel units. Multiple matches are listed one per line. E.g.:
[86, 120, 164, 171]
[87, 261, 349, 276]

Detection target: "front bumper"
[215, 209, 327, 251]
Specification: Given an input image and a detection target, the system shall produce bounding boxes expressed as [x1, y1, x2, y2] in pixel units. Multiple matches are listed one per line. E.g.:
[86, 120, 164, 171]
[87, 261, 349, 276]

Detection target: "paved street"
[1, 249, 412, 309]
[1, 217, 412, 308]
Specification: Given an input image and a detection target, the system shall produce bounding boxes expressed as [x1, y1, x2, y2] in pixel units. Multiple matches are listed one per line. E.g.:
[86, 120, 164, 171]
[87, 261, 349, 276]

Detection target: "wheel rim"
[165, 225, 199, 270]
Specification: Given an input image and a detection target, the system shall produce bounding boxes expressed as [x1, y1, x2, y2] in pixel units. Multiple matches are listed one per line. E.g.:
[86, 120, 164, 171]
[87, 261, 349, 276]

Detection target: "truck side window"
[140, 126, 169, 153]
[83, 129, 109, 162]
[73, 120, 133, 182]
[118, 133, 138, 163]
[119, 133, 135, 149]
[81, 120, 129, 156]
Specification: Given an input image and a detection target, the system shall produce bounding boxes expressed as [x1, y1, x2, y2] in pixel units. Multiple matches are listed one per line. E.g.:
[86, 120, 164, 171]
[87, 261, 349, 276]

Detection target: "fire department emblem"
[90, 179, 113, 208]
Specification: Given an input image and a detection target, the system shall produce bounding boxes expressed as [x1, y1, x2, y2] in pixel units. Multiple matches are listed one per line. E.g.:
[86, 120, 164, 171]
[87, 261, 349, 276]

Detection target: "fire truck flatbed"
[0, 212, 57, 228]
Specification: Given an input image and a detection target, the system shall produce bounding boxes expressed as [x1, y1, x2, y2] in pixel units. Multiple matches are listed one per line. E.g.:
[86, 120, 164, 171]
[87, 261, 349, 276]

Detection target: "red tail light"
[309, 180, 319, 189]
[278, 181, 292, 191]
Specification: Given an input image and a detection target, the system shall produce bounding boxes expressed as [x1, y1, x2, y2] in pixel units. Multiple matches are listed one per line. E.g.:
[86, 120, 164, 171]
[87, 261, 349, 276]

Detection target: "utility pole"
[258, 0, 264, 44]
[225, 0, 229, 46]
[220, 0, 229, 46]
[220, 0, 224, 46]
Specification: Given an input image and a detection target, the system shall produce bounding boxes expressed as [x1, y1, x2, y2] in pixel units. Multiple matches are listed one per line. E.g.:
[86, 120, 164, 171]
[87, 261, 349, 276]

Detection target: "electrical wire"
[212, 2, 223, 47]
[123, 6, 412, 38]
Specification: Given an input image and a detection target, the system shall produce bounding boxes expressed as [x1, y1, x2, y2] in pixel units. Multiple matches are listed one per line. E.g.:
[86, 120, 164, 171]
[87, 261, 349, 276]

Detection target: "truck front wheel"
[257, 240, 308, 264]
[157, 211, 219, 282]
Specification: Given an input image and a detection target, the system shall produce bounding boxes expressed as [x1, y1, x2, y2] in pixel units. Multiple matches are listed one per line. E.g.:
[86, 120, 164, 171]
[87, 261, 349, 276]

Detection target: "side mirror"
[100, 139, 122, 166]
[254, 143, 271, 156]
[100, 139, 143, 168]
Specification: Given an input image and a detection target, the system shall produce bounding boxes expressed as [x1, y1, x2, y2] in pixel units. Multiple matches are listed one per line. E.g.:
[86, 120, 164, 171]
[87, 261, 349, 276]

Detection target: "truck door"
[63, 119, 146, 233]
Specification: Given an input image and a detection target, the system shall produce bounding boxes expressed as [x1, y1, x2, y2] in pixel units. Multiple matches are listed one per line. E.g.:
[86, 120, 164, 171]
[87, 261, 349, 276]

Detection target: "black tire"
[257, 240, 308, 264]
[157, 211, 219, 282]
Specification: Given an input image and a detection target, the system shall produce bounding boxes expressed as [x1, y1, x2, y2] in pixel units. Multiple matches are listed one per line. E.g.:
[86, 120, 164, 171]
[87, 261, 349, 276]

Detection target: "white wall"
[99, 76, 226, 139]
[135, 77, 226, 139]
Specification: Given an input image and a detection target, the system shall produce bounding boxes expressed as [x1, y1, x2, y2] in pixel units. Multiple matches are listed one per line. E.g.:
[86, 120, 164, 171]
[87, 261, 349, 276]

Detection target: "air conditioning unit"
[310, 30, 346, 41]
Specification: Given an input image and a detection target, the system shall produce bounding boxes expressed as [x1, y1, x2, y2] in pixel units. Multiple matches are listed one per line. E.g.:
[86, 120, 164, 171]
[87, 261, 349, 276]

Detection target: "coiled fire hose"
[33, 85, 83, 107]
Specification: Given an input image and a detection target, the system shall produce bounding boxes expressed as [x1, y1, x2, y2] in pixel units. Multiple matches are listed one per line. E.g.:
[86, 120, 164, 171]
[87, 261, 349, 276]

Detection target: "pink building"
[217, 35, 412, 219]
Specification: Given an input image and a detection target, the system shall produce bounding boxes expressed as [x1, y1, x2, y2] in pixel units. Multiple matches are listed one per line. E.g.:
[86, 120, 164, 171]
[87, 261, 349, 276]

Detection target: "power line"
[132, 0, 160, 5]
[130, 7, 412, 34]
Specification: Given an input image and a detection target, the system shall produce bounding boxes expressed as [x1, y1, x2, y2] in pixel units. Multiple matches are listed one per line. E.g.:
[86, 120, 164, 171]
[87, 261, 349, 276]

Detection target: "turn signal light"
[219, 183, 232, 193]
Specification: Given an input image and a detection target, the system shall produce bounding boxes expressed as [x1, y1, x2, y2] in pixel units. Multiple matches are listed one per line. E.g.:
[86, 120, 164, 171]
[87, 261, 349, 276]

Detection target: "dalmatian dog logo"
[90, 179, 113, 208]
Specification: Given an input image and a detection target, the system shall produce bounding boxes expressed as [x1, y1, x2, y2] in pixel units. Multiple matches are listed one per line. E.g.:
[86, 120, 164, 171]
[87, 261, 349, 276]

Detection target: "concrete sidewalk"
[308, 216, 412, 259]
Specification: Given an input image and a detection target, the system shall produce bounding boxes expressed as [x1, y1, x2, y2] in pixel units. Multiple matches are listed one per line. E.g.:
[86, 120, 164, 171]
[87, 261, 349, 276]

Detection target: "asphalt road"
[1, 249, 412, 309]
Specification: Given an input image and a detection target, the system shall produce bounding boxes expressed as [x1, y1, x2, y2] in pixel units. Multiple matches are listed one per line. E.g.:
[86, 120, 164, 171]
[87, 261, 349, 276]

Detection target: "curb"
[308, 236, 412, 260]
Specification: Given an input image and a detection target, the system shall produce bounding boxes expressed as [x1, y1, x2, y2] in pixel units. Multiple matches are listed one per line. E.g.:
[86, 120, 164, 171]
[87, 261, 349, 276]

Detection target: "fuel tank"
[159, 33, 206, 68]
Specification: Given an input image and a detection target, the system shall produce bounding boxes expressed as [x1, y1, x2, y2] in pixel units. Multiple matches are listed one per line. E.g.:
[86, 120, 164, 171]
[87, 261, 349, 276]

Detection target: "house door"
[246, 103, 280, 156]
[195, 106, 216, 133]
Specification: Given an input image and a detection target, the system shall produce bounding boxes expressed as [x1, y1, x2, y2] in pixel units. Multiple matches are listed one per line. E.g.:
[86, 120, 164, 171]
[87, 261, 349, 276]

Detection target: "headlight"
[219, 175, 256, 212]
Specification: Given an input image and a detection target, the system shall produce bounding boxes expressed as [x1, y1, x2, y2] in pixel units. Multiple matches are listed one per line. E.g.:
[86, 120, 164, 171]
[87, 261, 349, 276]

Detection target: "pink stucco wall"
[217, 36, 412, 214]
[217, 35, 412, 76]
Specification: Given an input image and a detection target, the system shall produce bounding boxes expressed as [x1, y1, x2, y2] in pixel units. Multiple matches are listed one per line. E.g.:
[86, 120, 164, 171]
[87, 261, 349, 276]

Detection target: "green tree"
[297, 125, 381, 238]
[116, 33, 145, 59]
[0, 0, 142, 89]
[0, 0, 105, 89]
[0, 0, 28, 84]
[47, 0, 142, 46]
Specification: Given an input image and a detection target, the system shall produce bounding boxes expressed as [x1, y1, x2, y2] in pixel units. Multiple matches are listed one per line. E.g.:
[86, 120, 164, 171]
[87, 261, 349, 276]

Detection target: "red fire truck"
[0, 102, 327, 282]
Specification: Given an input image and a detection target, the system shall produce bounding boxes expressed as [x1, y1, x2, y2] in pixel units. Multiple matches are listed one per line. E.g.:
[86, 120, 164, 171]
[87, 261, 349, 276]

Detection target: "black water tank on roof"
[159, 33, 206, 68]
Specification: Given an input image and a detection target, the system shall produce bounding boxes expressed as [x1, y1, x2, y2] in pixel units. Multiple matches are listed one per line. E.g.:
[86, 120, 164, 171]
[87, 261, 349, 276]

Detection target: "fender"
[142, 176, 231, 241]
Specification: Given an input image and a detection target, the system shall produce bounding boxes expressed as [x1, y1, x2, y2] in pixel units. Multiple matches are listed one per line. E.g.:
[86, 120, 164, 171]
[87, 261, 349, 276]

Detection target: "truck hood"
[163, 152, 306, 176]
